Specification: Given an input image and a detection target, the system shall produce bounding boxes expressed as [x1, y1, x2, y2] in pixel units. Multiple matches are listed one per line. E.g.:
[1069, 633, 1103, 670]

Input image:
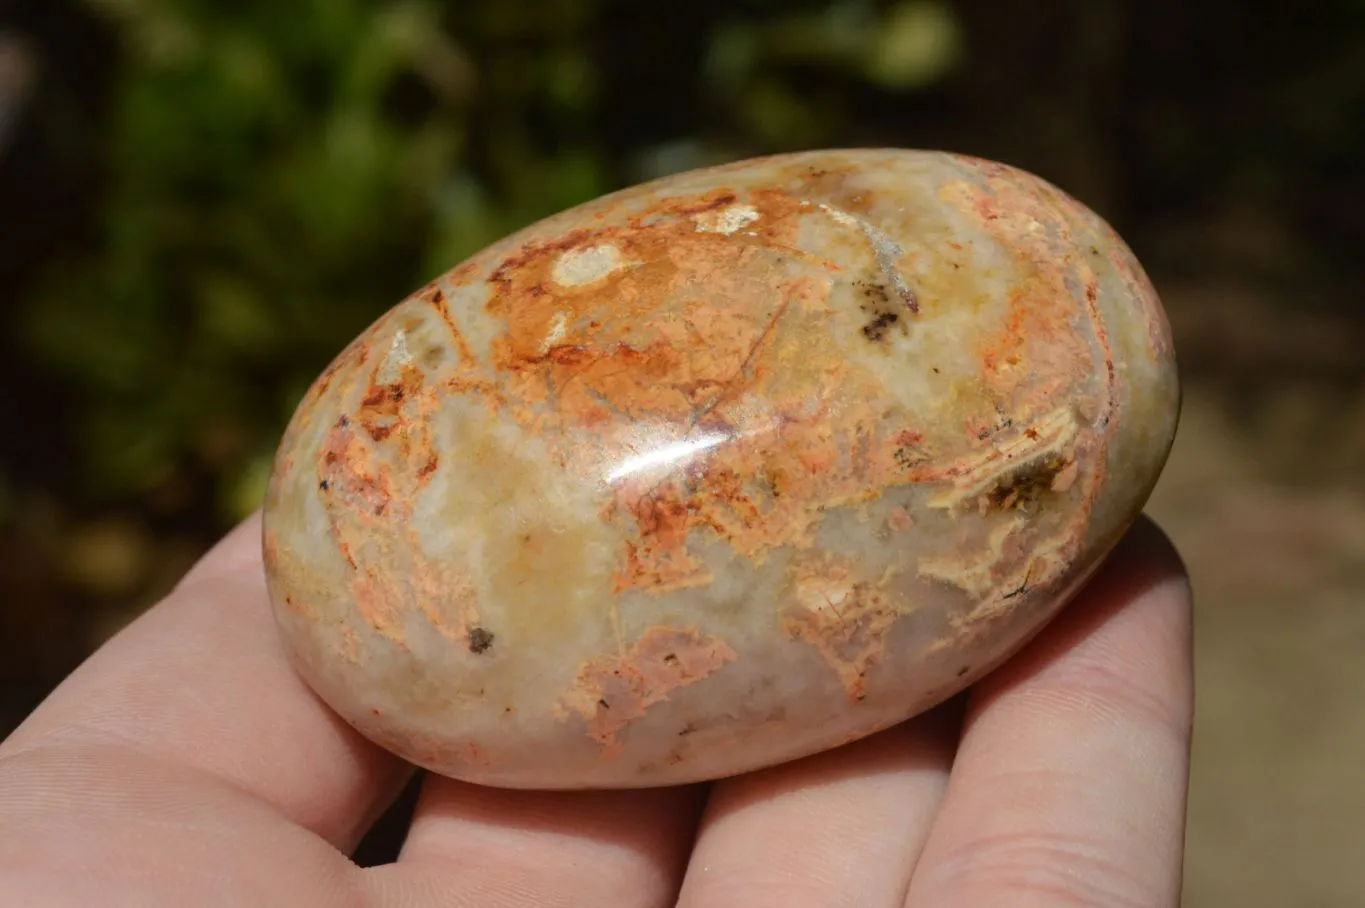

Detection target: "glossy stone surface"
[261, 149, 1179, 789]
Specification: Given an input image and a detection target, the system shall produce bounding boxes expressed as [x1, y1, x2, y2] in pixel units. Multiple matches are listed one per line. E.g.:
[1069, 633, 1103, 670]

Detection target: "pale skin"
[0, 511, 1192, 907]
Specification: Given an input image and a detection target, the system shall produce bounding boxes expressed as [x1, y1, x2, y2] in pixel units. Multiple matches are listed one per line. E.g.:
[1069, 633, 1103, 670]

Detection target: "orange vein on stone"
[558, 626, 738, 758]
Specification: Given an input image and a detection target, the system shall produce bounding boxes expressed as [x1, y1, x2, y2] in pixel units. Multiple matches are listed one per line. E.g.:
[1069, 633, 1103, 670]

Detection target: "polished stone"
[261, 149, 1180, 789]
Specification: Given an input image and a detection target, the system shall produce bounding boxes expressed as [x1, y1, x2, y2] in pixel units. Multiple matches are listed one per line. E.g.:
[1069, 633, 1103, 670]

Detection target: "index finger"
[0, 512, 410, 850]
[904, 515, 1195, 906]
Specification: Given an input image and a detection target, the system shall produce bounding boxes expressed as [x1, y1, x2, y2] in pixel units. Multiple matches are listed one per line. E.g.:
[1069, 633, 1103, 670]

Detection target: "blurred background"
[2, 0, 1363, 902]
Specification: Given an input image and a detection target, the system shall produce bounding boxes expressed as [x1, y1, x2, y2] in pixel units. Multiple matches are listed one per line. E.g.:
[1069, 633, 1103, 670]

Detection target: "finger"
[0, 741, 366, 908]
[0, 512, 410, 851]
[362, 775, 706, 908]
[904, 515, 1194, 906]
[674, 700, 961, 908]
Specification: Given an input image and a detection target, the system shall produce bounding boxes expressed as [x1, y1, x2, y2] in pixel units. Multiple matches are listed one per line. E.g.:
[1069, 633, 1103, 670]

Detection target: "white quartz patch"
[376, 329, 413, 384]
[540, 311, 570, 354]
[552, 244, 625, 287]
[694, 204, 761, 235]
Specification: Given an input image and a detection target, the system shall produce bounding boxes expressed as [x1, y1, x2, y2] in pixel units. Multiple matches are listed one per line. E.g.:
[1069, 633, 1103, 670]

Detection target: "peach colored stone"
[261, 149, 1179, 789]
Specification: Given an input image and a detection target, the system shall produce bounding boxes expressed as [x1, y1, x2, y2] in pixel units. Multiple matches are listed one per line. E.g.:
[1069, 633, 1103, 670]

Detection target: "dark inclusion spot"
[894, 445, 927, 469]
[467, 626, 495, 654]
[984, 455, 1068, 513]
[854, 280, 903, 342]
[318, 479, 330, 491]
[862, 311, 899, 341]
[856, 280, 892, 309]
[663, 653, 679, 666]
[421, 346, 445, 369]
[598, 698, 611, 710]
[977, 416, 1015, 441]
[957, 665, 971, 677]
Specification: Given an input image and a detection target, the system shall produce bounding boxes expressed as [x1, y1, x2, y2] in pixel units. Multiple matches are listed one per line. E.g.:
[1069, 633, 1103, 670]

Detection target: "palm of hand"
[0, 514, 1191, 907]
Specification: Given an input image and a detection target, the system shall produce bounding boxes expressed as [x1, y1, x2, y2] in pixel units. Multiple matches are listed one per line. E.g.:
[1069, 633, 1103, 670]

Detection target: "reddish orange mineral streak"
[784, 555, 901, 702]
[463, 160, 1121, 700]
[559, 626, 739, 756]
[313, 341, 481, 648]
[329, 166, 1102, 659]
[469, 187, 941, 599]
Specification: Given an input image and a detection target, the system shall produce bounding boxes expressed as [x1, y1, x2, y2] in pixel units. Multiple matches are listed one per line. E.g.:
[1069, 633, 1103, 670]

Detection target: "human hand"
[0, 511, 1192, 907]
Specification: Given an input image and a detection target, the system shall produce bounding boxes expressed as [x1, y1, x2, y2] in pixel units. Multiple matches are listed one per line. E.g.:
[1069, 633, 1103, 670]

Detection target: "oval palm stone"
[261, 149, 1179, 789]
